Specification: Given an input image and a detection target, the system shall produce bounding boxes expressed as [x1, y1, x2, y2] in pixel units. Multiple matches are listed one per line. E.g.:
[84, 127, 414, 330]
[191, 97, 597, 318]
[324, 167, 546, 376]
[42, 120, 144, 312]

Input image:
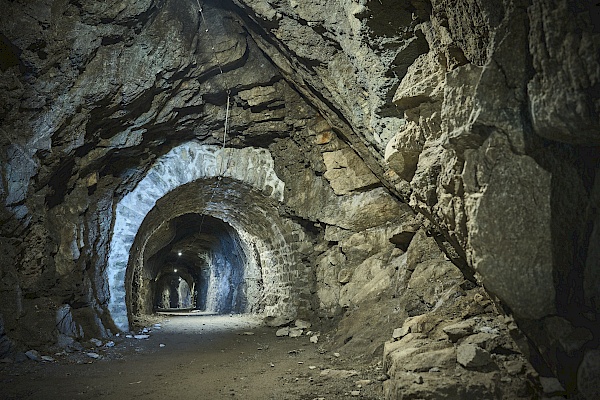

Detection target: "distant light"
[174, 268, 178, 273]
[177, 251, 182, 256]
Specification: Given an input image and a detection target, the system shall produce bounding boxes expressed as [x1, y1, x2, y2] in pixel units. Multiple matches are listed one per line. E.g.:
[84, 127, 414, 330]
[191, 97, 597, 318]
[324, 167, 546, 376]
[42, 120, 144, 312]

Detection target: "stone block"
[322, 148, 379, 195]
[456, 343, 492, 368]
[238, 85, 277, 107]
[443, 320, 476, 342]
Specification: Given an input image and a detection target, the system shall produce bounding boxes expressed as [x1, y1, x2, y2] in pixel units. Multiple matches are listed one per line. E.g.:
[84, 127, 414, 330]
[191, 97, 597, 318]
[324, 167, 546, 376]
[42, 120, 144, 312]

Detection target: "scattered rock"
[265, 316, 293, 328]
[443, 320, 475, 342]
[333, 352, 340, 358]
[310, 335, 319, 344]
[289, 327, 304, 338]
[294, 319, 312, 329]
[41, 355, 55, 362]
[85, 352, 101, 359]
[350, 390, 360, 396]
[133, 334, 150, 340]
[276, 327, 290, 337]
[159, 344, 165, 348]
[320, 369, 359, 379]
[25, 350, 41, 361]
[57, 333, 83, 351]
[355, 379, 372, 386]
[90, 338, 103, 347]
[456, 343, 493, 368]
[105, 341, 115, 347]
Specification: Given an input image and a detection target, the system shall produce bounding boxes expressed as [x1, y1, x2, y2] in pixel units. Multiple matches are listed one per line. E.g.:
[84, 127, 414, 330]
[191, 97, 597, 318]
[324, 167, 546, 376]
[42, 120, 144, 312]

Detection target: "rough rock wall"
[0, 0, 410, 347]
[232, 0, 600, 397]
[0, 0, 599, 398]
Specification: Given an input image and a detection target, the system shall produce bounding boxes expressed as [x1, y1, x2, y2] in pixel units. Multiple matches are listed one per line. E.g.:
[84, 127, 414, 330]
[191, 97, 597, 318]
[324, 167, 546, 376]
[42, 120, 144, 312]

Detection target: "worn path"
[0, 314, 384, 399]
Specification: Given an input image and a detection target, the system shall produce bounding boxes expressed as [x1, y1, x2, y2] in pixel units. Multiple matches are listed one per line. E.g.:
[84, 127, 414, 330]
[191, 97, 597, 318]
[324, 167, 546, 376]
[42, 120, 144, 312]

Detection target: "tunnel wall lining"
[107, 142, 285, 330]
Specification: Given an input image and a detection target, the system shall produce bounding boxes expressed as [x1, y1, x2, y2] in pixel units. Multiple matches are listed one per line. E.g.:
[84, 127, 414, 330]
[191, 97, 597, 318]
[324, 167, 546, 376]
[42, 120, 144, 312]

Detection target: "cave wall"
[232, 0, 600, 396]
[1, 0, 599, 398]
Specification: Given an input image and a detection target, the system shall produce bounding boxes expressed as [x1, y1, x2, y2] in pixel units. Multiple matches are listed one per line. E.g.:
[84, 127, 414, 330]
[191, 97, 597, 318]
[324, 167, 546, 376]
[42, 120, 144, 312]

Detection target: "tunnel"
[107, 143, 310, 330]
[146, 214, 247, 314]
[130, 211, 250, 318]
[1, 0, 599, 399]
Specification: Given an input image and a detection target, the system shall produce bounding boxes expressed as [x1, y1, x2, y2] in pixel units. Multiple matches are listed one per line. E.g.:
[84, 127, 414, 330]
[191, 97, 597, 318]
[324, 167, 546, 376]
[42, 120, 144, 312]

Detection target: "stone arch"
[106, 142, 300, 331]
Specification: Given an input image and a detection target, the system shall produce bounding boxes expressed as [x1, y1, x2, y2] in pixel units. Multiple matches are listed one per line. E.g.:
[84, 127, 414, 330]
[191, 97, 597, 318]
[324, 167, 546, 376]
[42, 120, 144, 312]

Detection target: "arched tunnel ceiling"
[107, 143, 302, 329]
[124, 176, 310, 326]
[146, 213, 224, 277]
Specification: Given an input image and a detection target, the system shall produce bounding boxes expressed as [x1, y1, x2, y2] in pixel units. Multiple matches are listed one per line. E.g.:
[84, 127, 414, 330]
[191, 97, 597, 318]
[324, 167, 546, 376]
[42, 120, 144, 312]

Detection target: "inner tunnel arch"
[106, 142, 309, 331]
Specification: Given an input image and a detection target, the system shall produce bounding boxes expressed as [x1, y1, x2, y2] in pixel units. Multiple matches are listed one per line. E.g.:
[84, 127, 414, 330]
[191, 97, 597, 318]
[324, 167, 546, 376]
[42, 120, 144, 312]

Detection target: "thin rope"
[218, 90, 231, 176]
[196, 0, 232, 176]
[193, 0, 234, 235]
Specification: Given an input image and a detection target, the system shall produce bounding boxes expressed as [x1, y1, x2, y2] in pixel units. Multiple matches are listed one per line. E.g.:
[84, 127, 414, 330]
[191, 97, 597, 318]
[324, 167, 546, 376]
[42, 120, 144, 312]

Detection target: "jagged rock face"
[1, 0, 599, 398]
[232, 1, 600, 397]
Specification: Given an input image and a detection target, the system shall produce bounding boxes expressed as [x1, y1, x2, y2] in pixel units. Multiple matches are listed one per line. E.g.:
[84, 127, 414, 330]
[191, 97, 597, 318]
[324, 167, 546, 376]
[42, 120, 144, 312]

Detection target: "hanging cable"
[193, 0, 234, 234]
[196, 0, 232, 178]
[218, 90, 231, 177]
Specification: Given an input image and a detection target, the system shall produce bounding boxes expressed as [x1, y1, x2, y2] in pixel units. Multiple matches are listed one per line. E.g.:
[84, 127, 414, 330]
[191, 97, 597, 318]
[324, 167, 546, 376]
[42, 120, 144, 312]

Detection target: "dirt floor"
[0, 313, 386, 400]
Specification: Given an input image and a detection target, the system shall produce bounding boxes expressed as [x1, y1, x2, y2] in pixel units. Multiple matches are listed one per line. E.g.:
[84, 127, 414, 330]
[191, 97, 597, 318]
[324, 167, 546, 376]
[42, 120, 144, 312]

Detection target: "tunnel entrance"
[106, 143, 307, 331]
[143, 214, 249, 316]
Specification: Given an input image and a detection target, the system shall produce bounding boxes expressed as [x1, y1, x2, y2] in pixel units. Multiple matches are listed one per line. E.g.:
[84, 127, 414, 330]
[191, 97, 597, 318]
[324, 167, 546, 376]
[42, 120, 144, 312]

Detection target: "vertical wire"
[194, 0, 233, 234]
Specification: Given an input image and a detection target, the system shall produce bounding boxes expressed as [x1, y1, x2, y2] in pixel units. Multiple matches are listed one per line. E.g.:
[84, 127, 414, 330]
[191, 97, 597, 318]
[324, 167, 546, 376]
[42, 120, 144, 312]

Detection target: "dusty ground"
[0, 313, 386, 400]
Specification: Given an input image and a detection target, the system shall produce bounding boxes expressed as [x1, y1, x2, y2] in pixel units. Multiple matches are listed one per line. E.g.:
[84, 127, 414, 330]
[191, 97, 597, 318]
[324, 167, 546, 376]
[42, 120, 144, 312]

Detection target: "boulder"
[456, 343, 493, 368]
